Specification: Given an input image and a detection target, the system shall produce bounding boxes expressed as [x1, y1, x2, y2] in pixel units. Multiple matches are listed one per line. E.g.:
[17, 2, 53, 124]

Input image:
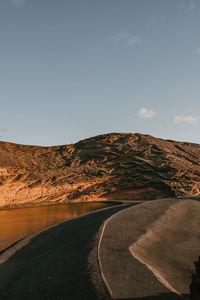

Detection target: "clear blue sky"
[1, 0, 200, 146]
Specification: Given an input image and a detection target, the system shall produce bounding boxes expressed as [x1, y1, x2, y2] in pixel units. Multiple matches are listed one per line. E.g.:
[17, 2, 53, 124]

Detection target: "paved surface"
[0, 204, 129, 300]
[0, 198, 196, 300]
[129, 199, 200, 296]
[99, 198, 190, 299]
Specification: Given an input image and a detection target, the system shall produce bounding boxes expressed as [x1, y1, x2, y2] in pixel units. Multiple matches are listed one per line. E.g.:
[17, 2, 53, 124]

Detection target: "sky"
[0, 0, 200, 146]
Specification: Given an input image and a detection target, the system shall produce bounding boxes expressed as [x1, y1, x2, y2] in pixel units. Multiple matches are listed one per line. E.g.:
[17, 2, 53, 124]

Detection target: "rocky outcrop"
[1, 132, 200, 208]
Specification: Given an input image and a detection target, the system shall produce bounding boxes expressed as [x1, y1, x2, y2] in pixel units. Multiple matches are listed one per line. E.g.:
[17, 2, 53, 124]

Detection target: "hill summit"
[1, 133, 200, 209]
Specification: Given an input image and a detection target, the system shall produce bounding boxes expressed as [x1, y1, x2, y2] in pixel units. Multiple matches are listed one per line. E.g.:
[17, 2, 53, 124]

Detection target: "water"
[0, 202, 113, 252]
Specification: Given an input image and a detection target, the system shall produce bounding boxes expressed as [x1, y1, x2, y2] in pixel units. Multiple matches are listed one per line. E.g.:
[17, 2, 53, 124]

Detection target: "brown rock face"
[1, 132, 200, 208]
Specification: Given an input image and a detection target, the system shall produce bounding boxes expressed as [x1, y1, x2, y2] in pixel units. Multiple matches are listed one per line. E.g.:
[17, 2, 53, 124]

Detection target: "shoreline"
[0, 204, 129, 300]
[0, 198, 144, 211]
[0, 202, 127, 264]
[0, 199, 124, 211]
[2, 195, 194, 211]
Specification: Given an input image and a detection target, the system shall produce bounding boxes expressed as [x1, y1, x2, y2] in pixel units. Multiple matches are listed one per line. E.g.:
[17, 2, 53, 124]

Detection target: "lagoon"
[0, 202, 112, 252]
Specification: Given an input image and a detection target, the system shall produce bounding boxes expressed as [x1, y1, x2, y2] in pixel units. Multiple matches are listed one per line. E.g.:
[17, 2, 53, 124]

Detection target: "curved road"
[0, 199, 194, 300]
[0, 204, 129, 300]
[99, 198, 190, 300]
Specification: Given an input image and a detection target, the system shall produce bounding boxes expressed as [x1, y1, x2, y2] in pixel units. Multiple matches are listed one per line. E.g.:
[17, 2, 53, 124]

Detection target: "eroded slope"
[1, 133, 200, 208]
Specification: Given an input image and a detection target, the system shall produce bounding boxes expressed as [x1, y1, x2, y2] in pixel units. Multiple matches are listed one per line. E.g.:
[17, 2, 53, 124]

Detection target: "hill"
[1, 132, 200, 209]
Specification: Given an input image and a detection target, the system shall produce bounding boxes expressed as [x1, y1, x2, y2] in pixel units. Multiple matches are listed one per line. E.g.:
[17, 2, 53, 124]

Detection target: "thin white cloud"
[150, 17, 157, 24]
[109, 32, 129, 43]
[109, 32, 141, 46]
[161, 15, 165, 22]
[173, 116, 197, 124]
[150, 16, 165, 24]
[136, 108, 156, 119]
[195, 48, 200, 55]
[11, 0, 26, 7]
[179, 1, 196, 11]
[128, 35, 141, 45]
[188, 2, 195, 10]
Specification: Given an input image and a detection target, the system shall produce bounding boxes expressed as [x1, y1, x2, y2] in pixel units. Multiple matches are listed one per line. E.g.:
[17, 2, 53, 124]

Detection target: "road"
[99, 198, 191, 300]
[0, 204, 129, 300]
[0, 198, 196, 300]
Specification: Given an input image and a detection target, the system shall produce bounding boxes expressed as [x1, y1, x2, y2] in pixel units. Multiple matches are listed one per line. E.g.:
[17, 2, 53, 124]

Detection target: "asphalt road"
[0, 198, 196, 300]
[0, 204, 129, 300]
[99, 198, 190, 300]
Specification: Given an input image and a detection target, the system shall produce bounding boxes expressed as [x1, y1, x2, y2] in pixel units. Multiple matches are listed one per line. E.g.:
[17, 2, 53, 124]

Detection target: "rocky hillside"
[1, 132, 200, 209]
